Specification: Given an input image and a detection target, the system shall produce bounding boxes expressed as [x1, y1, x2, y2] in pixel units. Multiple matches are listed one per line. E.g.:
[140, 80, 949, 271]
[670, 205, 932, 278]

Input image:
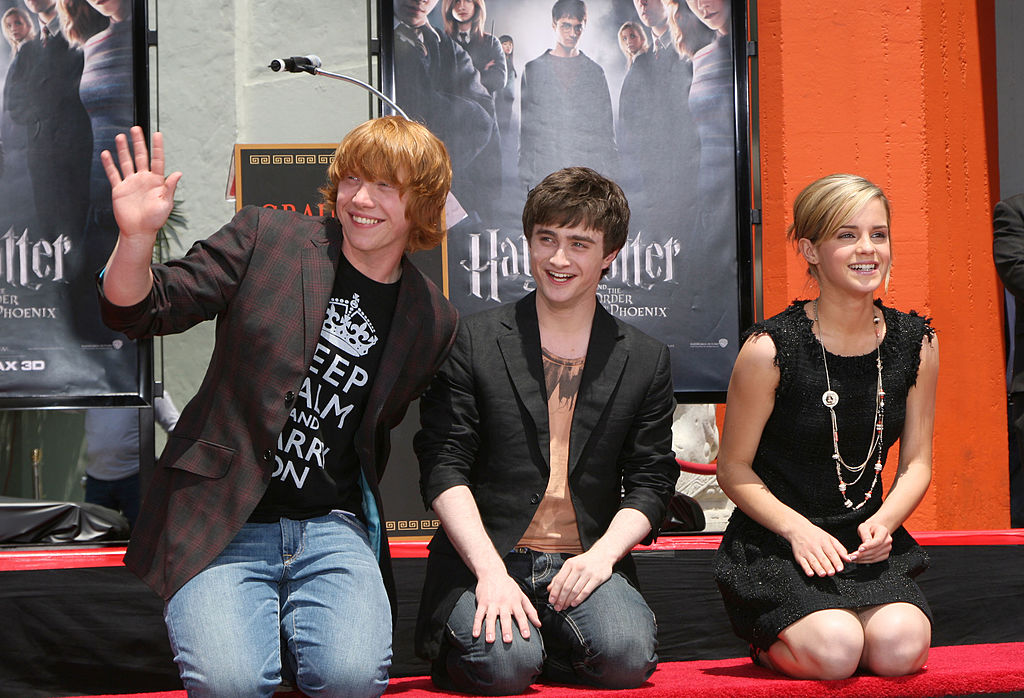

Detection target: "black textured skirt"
[712, 509, 931, 651]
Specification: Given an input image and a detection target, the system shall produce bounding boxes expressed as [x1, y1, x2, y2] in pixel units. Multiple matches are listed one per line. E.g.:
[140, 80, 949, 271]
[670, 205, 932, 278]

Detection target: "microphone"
[268, 55, 322, 74]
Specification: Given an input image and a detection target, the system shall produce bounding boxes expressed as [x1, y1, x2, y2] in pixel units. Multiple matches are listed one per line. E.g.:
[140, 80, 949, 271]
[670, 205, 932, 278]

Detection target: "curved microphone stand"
[310, 68, 409, 121]
[272, 57, 409, 120]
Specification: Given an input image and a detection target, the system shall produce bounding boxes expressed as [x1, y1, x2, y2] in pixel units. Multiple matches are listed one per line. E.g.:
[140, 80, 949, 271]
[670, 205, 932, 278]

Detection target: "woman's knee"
[862, 604, 931, 676]
[864, 639, 929, 677]
[772, 610, 864, 680]
[776, 642, 862, 680]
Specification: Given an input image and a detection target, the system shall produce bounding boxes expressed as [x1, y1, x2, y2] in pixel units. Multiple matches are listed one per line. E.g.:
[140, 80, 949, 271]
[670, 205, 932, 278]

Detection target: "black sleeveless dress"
[713, 300, 934, 651]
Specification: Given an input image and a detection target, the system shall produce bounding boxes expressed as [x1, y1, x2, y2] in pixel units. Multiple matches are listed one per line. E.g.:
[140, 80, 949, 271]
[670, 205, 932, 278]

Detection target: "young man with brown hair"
[415, 167, 677, 695]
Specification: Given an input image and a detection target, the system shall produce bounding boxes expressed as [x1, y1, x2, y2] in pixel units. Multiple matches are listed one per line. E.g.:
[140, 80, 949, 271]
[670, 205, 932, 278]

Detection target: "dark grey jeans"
[434, 549, 658, 695]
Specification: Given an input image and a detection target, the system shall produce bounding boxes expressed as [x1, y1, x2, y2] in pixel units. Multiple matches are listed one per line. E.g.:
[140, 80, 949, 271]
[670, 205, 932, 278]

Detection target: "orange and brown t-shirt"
[516, 348, 585, 554]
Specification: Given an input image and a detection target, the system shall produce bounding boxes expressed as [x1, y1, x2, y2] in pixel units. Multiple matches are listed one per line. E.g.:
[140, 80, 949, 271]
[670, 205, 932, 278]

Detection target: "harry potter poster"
[386, 0, 751, 396]
[0, 0, 143, 404]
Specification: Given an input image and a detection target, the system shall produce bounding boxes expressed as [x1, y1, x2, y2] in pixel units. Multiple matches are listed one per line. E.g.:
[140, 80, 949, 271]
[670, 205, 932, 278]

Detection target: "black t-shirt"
[249, 251, 401, 522]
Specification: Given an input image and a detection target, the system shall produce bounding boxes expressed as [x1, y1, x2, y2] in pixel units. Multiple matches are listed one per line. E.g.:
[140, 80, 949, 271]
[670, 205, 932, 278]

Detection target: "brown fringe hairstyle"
[522, 166, 630, 257]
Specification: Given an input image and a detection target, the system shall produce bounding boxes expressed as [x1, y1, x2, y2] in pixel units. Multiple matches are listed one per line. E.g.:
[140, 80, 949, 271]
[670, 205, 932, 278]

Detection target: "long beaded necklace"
[813, 299, 886, 510]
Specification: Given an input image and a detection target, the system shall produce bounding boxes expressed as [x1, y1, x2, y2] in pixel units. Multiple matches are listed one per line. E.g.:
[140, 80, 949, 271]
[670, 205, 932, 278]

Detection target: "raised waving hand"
[99, 127, 182, 306]
[101, 126, 182, 243]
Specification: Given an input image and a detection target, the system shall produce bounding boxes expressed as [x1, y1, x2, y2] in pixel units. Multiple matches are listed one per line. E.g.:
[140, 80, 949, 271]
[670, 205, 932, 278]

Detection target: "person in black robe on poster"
[440, 0, 504, 223]
[442, 0, 505, 99]
[683, 0, 734, 253]
[613, 21, 648, 202]
[6, 0, 92, 239]
[496, 34, 519, 202]
[496, 35, 517, 142]
[518, 0, 616, 192]
[1, 7, 37, 190]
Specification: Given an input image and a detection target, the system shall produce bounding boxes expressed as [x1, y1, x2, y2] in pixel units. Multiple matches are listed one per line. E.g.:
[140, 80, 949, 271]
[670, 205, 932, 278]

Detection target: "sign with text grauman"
[233, 144, 338, 216]
[382, 0, 752, 397]
[0, 0, 149, 405]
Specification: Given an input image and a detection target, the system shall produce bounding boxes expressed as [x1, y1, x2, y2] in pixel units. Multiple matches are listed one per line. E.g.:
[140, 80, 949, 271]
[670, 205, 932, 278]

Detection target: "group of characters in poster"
[393, 0, 740, 390]
[0, 0, 136, 397]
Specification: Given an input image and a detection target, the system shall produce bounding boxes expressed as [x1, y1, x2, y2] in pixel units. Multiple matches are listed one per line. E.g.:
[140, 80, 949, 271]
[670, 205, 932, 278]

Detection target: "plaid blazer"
[99, 206, 458, 603]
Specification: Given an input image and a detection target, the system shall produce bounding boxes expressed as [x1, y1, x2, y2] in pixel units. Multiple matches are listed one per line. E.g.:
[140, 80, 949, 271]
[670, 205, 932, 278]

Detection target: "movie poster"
[0, 0, 140, 403]
[389, 0, 746, 394]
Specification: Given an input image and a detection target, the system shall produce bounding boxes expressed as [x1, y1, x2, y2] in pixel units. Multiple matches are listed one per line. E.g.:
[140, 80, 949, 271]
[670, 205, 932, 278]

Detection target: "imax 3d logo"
[0, 359, 46, 372]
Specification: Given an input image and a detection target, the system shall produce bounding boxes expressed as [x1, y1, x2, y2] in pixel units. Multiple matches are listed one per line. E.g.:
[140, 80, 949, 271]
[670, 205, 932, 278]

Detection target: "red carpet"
[65, 642, 1024, 697]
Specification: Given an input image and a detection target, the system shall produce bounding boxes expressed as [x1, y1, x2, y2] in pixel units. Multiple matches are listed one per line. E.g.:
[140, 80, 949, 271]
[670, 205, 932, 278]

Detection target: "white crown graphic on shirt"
[321, 294, 378, 357]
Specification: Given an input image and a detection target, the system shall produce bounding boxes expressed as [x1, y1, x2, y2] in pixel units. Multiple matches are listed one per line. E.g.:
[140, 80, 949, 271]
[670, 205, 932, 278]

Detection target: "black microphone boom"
[268, 55, 322, 74]
[266, 56, 409, 120]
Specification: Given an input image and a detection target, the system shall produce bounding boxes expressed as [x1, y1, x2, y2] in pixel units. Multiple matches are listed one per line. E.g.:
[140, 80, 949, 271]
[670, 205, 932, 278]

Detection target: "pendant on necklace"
[822, 390, 839, 408]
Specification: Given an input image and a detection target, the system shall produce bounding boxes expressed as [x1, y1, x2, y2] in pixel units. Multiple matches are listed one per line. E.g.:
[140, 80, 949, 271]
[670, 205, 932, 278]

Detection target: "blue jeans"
[437, 550, 658, 695]
[164, 512, 391, 698]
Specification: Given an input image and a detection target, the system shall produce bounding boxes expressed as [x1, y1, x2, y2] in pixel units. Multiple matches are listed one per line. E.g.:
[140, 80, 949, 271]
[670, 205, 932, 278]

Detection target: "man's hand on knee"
[473, 572, 542, 644]
[547, 549, 614, 611]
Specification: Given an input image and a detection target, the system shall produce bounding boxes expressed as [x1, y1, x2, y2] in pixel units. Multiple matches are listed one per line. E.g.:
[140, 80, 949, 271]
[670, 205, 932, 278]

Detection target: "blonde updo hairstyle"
[787, 173, 892, 289]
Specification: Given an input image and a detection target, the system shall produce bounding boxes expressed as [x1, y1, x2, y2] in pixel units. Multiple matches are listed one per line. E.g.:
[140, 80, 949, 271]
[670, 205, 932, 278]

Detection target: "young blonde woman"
[617, 21, 648, 70]
[714, 174, 937, 680]
[2, 7, 36, 51]
[663, 0, 714, 60]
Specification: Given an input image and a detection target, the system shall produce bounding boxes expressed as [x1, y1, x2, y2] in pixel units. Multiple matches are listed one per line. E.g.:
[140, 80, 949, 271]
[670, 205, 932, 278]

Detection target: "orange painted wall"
[752, 0, 1009, 528]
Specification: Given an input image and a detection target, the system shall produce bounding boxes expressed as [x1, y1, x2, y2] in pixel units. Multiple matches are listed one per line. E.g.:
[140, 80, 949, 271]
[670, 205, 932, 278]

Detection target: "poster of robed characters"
[389, 0, 747, 395]
[0, 0, 141, 403]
